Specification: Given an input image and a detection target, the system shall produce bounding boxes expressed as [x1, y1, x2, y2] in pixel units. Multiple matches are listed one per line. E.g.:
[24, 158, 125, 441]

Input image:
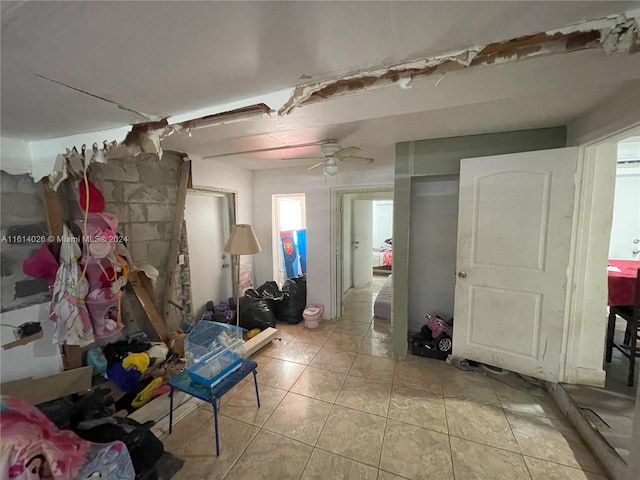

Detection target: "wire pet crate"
[184, 321, 246, 387]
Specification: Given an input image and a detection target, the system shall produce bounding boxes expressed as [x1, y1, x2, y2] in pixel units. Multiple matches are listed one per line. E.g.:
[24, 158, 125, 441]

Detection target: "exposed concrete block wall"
[0, 171, 50, 311]
[89, 152, 185, 316]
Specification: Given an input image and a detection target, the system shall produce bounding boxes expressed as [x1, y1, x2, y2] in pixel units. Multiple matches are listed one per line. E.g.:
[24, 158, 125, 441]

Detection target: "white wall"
[408, 177, 459, 332]
[253, 163, 394, 318]
[0, 303, 63, 383]
[609, 163, 640, 260]
[567, 81, 640, 146]
[190, 158, 256, 282]
[372, 200, 393, 247]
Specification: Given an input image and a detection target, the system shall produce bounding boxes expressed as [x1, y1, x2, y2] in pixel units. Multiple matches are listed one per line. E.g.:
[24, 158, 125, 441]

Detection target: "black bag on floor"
[74, 417, 164, 480]
[256, 280, 284, 313]
[239, 289, 278, 330]
[278, 276, 307, 324]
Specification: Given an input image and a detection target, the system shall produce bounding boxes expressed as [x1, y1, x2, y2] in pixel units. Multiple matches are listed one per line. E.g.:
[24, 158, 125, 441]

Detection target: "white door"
[353, 200, 373, 288]
[453, 147, 578, 382]
[609, 163, 640, 260]
[184, 192, 233, 319]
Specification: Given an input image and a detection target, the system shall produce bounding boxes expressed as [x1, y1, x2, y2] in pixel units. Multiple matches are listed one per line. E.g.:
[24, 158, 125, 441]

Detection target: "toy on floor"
[411, 314, 453, 360]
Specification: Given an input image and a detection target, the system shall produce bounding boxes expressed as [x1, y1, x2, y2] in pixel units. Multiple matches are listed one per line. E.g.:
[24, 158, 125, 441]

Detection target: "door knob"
[634, 239, 640, 244]
[222, 263, 230, 268]
[458, 271, 467, 278]
[633, 250, 640, 256]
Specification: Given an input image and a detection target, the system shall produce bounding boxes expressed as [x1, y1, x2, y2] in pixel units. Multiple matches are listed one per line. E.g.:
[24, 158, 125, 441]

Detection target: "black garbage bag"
[74, 417, 164, 480]
[256, 280, 284, 315]
[239, 289, 277, 330]
[278, 276, 307, 324]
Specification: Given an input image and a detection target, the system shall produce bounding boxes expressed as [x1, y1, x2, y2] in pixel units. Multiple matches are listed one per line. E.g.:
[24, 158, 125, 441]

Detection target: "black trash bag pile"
[239, 289, 278, 330]
[236, 277, 307, 329]
[256, 280, 284, 312]
[279, 276, 307, 324]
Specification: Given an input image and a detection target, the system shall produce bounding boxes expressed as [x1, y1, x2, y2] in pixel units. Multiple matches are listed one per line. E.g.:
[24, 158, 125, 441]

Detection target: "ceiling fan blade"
[308, 161, 325, 170]
[340, 155, 375, 164]
[334, 146, 361, 157]
[280, 156, 322, 161]
[202, 141, 321, 159]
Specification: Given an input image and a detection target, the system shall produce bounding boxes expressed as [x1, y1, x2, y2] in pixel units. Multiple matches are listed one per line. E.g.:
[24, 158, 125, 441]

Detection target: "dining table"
[608, 259, 640, 306]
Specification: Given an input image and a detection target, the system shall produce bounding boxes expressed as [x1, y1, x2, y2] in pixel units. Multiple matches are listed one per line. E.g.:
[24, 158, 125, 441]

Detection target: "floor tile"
[492, 378, 562, 419]
[334, 320, 373, 336]
[310, 346, 357, 373]
[442, 371, 500, 406]
[360, 336, 394, 358]
[377, 471, 407, 480]
[326, 331, 365, 352]
[263, 392, 332, 445]
[393, 359, 443, 395]
[368, 319, 392, 339]
[350, 354, 396, 382]
[445, 398, 519, 452]
[293, 326, 333, 345]
[170, 415, 259, 480]
[291, 366, 346, 402]
[507, 411, 604, 474]
[380, 419, 453, 480]
[317, 405, 386, 466]
[256, 358, 306, 390]
[221, 381, 286, 427]
[250, 338, 289, 360]
[225, 430, 312, 480]
[450, 436, 531, 480]
[273, 340, 322, 364]
[388, 385, 447, 434]
[336, 375, 392, 416]
[524, 456, 608, 480]
[161, 407, 213, 456]
[301, 448, 379, 480]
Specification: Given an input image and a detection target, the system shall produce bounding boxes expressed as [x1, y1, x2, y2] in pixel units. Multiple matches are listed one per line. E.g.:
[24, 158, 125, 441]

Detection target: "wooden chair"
[606, 268, 640, 387]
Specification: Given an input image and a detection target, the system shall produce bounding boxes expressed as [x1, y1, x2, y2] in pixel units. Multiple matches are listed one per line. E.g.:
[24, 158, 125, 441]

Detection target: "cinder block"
[146, 204, 171, 222]
[1, 193, 45, 224]
[138, 165, 179, 186]
[130, 223, 162, 242]
[128, 241, 148, 264]
[92, 161, 140, 183]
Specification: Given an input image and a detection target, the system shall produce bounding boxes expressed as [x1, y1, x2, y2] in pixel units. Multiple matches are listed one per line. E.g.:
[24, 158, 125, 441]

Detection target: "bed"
[374, 274, 393, 320]
[372, 238, 393, 270]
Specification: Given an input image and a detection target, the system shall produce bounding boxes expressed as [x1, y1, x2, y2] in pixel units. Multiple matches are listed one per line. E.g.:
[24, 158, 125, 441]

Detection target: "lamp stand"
[235, 254, 241, 328]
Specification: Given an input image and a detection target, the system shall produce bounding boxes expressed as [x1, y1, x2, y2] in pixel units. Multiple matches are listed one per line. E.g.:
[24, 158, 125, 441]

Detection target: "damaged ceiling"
[1, 1, 640, 175]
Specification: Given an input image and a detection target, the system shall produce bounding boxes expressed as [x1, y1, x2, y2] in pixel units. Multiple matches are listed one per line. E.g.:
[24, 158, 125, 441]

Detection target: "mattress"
[374, 274, 393, 320]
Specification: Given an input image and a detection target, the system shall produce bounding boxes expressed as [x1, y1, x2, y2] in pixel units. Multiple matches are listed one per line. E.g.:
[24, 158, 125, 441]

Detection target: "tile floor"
[163, 275, 607, 480]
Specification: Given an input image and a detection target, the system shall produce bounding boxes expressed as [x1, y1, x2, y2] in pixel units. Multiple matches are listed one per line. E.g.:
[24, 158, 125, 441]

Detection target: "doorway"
[333, 187, 393, 318]
[184, 189, 236, 320]
[558, 127, 640, 478]
[272, 194, 307, 286]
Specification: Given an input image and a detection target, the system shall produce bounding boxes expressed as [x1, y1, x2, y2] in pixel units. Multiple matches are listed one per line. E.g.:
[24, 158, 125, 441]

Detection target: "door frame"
[331, 185, 393, 318]
[563, 123, 640, 386]
[185, 187, 238, 307]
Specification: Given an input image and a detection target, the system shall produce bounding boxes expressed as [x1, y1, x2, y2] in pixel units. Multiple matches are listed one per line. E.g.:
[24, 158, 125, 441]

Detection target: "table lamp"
[224, 224, 261, 327]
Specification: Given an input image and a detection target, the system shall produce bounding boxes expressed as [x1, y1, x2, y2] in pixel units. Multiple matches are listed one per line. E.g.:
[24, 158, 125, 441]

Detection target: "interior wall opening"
[272, 194, 307, 287]
[184, 189, 236, 322]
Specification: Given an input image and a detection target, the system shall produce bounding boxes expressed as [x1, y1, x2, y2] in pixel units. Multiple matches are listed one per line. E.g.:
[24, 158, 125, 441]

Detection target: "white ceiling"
[1, 0, 637, 141]
[163, 48, 640, 170]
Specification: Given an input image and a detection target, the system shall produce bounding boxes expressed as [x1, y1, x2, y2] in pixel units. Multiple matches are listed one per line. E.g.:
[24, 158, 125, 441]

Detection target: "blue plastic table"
[167, 358, 260, 456]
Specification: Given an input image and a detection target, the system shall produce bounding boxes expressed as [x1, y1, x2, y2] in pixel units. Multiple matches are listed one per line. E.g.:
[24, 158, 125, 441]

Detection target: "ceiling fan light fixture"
[323, 164, 338, 176]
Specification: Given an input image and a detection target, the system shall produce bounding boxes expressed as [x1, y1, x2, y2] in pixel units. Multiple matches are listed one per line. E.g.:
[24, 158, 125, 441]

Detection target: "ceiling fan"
[282, 141, 374, 176]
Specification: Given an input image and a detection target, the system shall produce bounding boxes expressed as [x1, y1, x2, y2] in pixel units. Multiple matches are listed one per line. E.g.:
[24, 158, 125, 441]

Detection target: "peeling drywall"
[278, 13, 640, 115]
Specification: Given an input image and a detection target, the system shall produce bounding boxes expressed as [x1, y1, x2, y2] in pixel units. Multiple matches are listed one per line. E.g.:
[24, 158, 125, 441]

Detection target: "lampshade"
[323, 164, 338, 176]
[224, 224, 261, 255]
